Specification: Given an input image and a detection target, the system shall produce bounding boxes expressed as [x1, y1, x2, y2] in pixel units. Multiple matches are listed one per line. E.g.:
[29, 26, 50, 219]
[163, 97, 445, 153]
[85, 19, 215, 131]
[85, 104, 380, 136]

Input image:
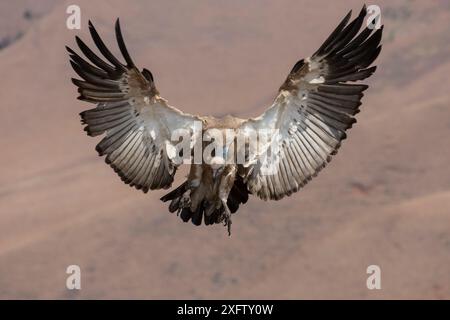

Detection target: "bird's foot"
[221, 199, 232, 236]
[180, 190, 191, 208]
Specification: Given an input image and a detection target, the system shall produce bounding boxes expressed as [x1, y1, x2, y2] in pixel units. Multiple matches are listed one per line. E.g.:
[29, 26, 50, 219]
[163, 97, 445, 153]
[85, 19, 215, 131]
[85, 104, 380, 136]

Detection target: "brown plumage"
[67, 6, 382, 235]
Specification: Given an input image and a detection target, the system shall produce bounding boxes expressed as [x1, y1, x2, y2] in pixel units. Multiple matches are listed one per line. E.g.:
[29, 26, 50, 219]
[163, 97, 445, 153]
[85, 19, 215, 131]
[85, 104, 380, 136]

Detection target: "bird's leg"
[217, 165, 237, 236]
[221, 198, 232, 236]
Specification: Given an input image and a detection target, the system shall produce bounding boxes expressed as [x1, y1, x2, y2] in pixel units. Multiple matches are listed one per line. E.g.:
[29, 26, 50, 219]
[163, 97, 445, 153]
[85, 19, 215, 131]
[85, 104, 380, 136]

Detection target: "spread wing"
[67, 19, 201, 192]
[239, 6, 382, 200]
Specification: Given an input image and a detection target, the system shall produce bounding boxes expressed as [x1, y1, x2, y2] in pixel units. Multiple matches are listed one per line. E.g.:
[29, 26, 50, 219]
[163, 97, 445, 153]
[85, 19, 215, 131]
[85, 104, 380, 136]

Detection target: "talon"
[227, 217, 232, 236]
[180, 190, 191, 208]
[221, 199, 232, 236]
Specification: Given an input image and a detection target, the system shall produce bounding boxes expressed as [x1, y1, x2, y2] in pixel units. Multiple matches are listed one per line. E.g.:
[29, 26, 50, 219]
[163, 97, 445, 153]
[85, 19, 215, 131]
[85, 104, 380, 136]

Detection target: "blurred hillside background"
[0, 0, 449, 299]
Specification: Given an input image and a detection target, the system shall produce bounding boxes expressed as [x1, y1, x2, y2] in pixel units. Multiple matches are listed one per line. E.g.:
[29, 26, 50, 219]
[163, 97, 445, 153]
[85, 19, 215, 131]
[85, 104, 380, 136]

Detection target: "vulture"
[67, 6, 382, 235]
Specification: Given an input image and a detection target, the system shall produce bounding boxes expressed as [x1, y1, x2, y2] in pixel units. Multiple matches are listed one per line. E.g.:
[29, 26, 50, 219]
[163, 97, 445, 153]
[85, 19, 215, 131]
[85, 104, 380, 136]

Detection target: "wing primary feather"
[326, 66, 376, 83]
[343, 27, 383, 60]
[313, 10, 352, 57]
[88, 20, 127, 71]
[309, 92, 361, 110]
[75, 36, 116, 74]
[115, 18, 136, 67]
[80, 106, 129, 122]
[86, 114, 133, 137]
[322, 5, 367, 56]
[72, 78, 121, 93]
[80, 89, 126, 100]
[336, 27, 373, 56]
[70, 60, 119, 89]
[317, 84, 368, 95]
[67, 48, 109, 78]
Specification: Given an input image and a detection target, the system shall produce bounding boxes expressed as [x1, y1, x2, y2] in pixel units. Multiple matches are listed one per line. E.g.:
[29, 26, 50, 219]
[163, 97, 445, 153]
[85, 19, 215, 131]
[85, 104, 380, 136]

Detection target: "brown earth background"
[0, 0, 449, 299]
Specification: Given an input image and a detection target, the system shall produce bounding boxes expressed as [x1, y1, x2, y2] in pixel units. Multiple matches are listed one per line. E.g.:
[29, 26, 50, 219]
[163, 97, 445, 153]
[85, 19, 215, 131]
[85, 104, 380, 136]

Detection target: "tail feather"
[160, 181, 187, 202]
[190, 203, 203, 226]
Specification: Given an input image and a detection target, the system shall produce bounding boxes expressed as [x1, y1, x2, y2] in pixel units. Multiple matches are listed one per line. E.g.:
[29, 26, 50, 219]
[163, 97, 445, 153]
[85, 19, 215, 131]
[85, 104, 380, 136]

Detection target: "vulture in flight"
[67, 6, 382, 235]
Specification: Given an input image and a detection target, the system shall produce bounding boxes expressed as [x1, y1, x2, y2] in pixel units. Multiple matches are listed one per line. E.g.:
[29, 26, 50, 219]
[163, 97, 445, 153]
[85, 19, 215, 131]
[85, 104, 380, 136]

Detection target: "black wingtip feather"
[88, 20, 126, 71]
[115, 18, 135, 67]
[75, 35, 116, 74]
[314, 9, 352, 56]
[66, 46, 76, 55]
[324, 5, 367, 55]
[142, 68, 154, 82]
